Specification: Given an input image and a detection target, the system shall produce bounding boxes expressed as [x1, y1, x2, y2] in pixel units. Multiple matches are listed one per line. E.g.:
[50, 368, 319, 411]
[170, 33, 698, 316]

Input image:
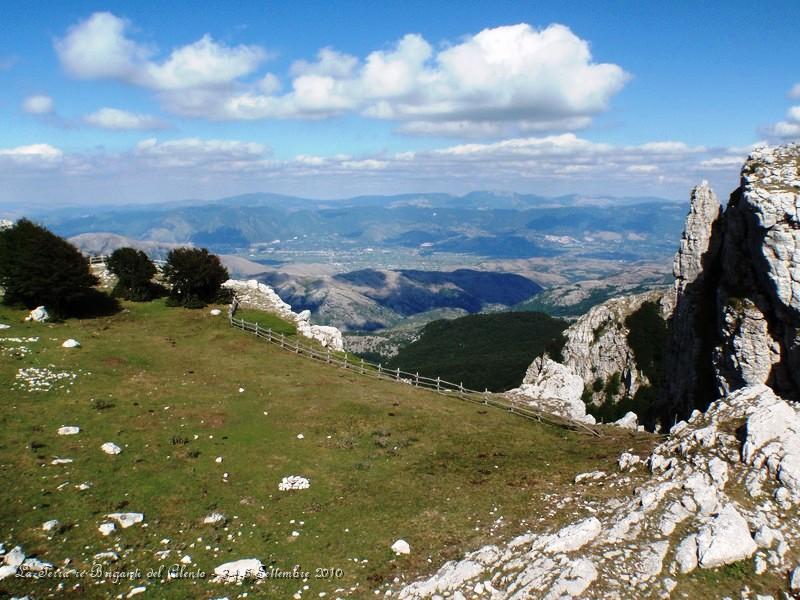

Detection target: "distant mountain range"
[32, 190, 686, 263]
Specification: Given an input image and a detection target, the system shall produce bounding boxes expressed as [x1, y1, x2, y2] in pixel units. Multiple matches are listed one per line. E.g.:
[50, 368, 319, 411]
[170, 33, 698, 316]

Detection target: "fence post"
[360, 358, 365, 374]
[280, 333, 285, 348]
[415, 372, 419, 387]
[436, 376, 440, 392]
[295, 339, 300, 354]
[396, 367, 400, 381]
[254, 322, 259, 337]
[344, 354, 348, 370]
[267, 328, 272, 342]
[378, 363, 382, 376]
[327, 348, 331, 363]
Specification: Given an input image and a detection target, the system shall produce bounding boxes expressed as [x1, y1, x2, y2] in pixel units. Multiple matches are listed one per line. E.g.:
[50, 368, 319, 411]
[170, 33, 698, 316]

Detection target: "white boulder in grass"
[101, 442, 122, 455]
[278, 475, 310, 491]
[0, 324, 10, 330]
[391, 539, 411, 555]
[42, 519, 60, 532]
[62, 339, 81, 348]
[614, 411, 639, 430]
[210, 309, 222, 316]
[107, 513, 144, 528]
[203, 512, 226, 525]
[98, 522, 116, 536]
[213, 558, 264, 582]
[25, 306, 49, 322]
[58, 426, 80, 436]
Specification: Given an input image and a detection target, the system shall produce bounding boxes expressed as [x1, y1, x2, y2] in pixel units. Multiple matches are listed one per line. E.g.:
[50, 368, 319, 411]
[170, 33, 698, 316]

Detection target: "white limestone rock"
[57, 426, 80, 436]
[42, 519, 60, 532]
[203, 512, 226, 525]
[618, 452, 641, 471]
[223, 279, 344, 351]
[278, 475, 310, 491]
[3, 547, 25, 567]
[213, 558, 264, 582]
[61, 339, 81, 348]
[25, 306, 49, 322]
[696, 504, 757, 569]
[107, 512, 144, 528]
[101, 442, 122, 455]
[506, 357, 595, 424]
[391, 540, 411, 555]
[541, 517, 602, 554]
[209, 308, 222, 316]
[98, 522, 115, 536]
[614, 411, 639, 430]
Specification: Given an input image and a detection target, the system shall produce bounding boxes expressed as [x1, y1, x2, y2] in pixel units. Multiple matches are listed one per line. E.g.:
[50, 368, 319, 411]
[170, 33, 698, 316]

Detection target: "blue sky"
[1, 1, 799, 205]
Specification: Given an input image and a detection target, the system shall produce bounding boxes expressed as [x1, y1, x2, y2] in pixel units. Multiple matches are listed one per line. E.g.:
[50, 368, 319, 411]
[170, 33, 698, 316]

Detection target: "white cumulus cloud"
[54, 16, 627, 137]
[22, 95, 55, 115]
[56, 12, 266, 92]
[84, 107, 164, 130]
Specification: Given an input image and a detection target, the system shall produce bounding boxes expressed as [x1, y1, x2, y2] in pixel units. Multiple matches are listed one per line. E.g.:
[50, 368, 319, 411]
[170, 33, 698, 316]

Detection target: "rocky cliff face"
[669, 144, 800, 416]
[516, 144, 800, 429]
[561, 289, 672, 404]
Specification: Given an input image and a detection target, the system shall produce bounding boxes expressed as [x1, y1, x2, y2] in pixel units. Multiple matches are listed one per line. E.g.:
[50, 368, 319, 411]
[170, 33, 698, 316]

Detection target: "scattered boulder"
[0, 323, 10, 330]
[101, 442, 122, 455]
[506, 357, 596, 424]
[4, 546, 25, 567]
[107, 512, 144, 528]
[57, 426, 80, 436]
[618, 452, 641, 471]
[614, 412, 639, 430]
[695, 504, 757, 568]
[25, 306, 49, 322]
[98, 522, 116, 536]
[209, 308, 222, 316]
[392, 540, 411, 555]
[42, 519, 60, 532]
[203, 512, 226, 525]
[213, 558, 264, 582]
[61, 339, 81, 348]
[278, 475, 310, 491]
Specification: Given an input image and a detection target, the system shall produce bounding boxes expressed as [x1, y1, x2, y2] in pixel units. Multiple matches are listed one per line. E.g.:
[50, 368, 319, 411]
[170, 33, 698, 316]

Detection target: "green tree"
[107, 247, 158, 301]
[0, 219, 116, 317]
[162, 247, 228, 308]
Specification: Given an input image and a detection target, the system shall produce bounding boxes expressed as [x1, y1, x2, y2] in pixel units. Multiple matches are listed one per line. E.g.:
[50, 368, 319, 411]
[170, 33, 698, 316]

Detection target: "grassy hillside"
[387, 312, 568, 392]
[0, 300, 652, 598]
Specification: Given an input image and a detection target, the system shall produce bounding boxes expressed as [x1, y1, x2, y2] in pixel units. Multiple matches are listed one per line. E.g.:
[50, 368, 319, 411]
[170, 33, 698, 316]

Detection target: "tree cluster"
[161, 247, 229, 308]
[0, 219, 117, 317]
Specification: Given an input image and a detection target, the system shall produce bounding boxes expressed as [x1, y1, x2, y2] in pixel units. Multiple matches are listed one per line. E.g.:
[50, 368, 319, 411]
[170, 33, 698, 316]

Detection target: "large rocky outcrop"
[669, 144, 800, 415]
[380, 385, 800, 599]
[223, 279, 344, 351]
[561, 290, 672, 404]
[506, 357, 596, 424]
[519, 144, 800, 427]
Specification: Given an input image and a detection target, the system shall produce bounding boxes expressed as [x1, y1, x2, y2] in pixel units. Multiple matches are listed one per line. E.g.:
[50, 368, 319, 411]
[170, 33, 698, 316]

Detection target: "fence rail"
[88, 254, 167, 268]
[228, 314, 602, 437]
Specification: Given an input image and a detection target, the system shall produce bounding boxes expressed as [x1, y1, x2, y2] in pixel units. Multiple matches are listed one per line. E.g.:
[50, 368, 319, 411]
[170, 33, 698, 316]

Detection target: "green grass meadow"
[0, 300, 654, 598]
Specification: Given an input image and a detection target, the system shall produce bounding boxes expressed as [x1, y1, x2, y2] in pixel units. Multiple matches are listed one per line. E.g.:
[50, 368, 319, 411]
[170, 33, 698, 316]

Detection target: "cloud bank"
[0, 134, 751, 204]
